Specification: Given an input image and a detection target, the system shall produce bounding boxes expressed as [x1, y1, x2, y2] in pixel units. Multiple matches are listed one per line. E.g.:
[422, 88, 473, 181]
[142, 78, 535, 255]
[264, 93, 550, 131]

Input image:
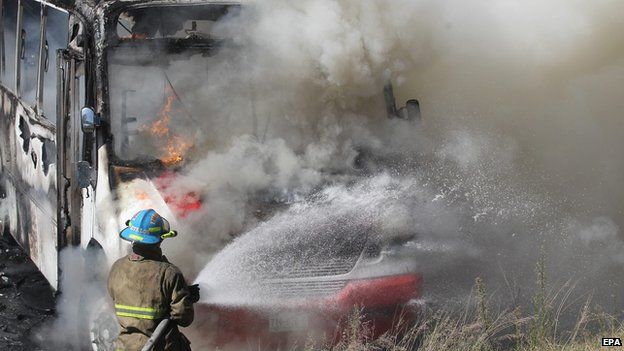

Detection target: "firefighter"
[108, 209, 200, 351]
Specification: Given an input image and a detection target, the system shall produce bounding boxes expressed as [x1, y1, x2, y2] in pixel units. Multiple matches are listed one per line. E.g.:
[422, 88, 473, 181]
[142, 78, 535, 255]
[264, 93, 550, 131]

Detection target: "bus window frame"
[0, 0, 17, 94]
[14, 0, 22, 95]
[40, 3, 69, 121]
[10, 1, 62, 120]
[0, 0, 69, 129]
[35, 4, 46, 114]
[0, 0, 5, 78]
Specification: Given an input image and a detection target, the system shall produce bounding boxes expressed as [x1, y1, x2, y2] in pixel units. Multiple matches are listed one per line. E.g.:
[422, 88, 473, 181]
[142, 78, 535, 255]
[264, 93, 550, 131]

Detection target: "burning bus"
[0, 0, 422, 348]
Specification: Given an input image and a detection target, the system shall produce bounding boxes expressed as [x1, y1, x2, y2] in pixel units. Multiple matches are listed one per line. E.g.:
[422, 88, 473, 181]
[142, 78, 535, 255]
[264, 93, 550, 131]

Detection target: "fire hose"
[140, 284, 199, 351]
[140, 318, 171, 351]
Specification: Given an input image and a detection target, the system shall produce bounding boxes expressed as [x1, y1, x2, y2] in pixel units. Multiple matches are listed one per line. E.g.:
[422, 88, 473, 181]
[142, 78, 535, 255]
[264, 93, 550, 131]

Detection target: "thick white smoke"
[55, 0, 624, 347]
[113, 0, 623, 302]
[153, 0, 624, 293]
[34, 247, 116, 350]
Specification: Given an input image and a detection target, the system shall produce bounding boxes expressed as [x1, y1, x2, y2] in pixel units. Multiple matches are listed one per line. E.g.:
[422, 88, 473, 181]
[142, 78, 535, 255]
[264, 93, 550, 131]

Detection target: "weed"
[283, 252, 622, 351]
[475, 277, 489, 329]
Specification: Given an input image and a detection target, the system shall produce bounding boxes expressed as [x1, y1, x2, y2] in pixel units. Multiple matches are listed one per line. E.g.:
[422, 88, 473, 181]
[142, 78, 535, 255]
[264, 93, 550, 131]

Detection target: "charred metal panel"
[0, 85, 58, 288]
[41, 137, 55, 174]
[0, 0, 243, 290]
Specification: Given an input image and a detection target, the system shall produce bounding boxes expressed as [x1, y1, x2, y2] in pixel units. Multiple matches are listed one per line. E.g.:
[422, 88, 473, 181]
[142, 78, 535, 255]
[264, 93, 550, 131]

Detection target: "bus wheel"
[89, 297, 119, 351]
[79, 240, 118, 351]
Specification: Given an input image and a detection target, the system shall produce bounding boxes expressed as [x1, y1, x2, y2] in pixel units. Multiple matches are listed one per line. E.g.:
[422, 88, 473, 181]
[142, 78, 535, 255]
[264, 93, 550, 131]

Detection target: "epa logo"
[602, 338, 623, 346]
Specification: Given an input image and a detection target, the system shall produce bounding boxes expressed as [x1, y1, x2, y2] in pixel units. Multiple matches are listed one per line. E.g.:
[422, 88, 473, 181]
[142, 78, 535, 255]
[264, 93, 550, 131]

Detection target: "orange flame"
[162, 135, 192, 165]
[141, 86, 193, 166]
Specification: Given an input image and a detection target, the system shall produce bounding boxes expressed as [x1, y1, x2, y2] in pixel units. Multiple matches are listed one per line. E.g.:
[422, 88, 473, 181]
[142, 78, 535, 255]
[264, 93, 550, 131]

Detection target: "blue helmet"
[120, 209, 177, 244]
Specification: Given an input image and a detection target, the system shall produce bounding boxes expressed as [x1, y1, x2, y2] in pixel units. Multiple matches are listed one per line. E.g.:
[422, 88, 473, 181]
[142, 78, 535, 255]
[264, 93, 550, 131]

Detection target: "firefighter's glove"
[188, 284, 200, 303]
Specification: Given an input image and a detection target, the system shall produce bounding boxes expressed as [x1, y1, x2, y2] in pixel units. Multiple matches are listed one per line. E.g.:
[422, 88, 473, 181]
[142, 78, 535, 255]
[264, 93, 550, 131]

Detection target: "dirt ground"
[0, 234, 55, 350]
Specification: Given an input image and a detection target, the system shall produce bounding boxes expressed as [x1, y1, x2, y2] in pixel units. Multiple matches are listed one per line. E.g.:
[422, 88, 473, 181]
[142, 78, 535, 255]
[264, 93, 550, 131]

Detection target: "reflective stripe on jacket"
[108, 245, 194, 351]
[114, 304, 165, 320]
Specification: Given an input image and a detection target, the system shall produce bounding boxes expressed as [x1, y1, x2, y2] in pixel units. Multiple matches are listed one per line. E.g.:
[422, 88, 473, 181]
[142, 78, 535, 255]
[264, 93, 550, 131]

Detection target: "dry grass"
[307, 294, 624, 351]
[304, 254, 624, 351]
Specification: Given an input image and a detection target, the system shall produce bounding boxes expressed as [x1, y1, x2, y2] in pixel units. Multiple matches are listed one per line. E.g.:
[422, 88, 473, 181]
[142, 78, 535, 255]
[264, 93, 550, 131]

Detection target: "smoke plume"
[46, 0, 624, 347]
[159, 0, 624, 306]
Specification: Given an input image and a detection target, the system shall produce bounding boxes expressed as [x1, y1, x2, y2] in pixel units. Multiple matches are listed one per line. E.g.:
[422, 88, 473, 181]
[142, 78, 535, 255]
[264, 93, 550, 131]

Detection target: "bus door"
[56, 48, 87, 248]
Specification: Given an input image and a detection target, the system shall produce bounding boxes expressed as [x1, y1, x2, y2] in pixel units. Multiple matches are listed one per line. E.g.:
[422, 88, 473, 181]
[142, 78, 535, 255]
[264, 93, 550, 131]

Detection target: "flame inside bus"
[140, 85, 193, 166]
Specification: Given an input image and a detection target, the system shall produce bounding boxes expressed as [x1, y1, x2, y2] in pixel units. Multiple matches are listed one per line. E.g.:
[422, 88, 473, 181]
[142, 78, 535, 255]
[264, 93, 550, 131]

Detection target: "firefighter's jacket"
[108, 244, 194, 351]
